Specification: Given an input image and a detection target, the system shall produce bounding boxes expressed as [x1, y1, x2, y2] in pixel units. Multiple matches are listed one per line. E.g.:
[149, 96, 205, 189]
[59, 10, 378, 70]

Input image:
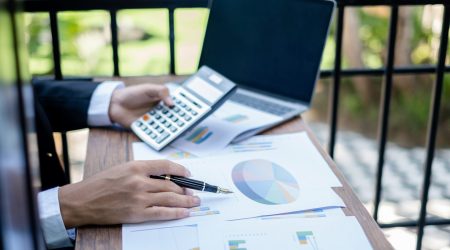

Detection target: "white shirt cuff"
[87, 81, 125, 126]
[38, 187, 73, 249]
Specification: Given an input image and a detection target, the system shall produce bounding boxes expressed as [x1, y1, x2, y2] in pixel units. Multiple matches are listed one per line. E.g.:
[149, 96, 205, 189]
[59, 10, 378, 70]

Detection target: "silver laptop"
[199, 0, 336, 141]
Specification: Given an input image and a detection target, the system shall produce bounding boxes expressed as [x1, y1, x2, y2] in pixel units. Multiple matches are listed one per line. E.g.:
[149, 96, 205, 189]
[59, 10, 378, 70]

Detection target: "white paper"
[133, 132, 342, 188]
[214, 101, 282, 130]
[164, 82, 284, 157]
[122, 224, 199, 250]
[252, 207, 345, 221]
[198, 217, 373, 250]
[171, 116, 252, 157]
[122, 208, 344, 250]
[126, 145, 344, 231]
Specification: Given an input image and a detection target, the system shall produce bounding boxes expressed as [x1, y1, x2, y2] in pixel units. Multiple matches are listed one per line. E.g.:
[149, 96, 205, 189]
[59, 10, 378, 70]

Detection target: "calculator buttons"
[156, 132, 170, 144]
[142, 114, 150, 121]
[133, 86, 211, 151]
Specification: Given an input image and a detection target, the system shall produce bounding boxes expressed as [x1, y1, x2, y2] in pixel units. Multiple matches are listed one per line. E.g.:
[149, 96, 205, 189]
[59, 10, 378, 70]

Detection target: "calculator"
[131, 66, 237, 151]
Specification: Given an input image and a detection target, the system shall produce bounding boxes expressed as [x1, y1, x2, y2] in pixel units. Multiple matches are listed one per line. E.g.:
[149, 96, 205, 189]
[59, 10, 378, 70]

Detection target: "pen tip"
[218, 187, 233, 194]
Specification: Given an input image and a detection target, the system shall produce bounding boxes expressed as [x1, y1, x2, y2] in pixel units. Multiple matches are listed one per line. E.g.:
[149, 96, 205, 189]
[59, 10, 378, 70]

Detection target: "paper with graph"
[126, 141, 344, 230]
[163, 82, 283, 156]
[122, 224, 199, 250]
[171, 116, 252, 157]
[122, 207, 345, 250]
[198, 217, 373, 250]
[133, 132, 342, 189]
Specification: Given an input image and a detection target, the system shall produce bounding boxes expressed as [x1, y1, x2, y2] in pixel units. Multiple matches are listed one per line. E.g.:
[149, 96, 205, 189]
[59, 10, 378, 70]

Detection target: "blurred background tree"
[24, 6, 449, 147]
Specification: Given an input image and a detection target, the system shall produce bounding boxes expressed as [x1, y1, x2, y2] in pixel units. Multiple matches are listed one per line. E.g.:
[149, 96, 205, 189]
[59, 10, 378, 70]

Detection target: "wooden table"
[76, 76, 393, 250]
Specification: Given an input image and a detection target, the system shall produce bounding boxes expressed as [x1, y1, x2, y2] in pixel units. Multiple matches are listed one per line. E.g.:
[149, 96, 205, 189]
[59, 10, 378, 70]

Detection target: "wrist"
[59, 184, 88, 228]
[108, 88, 121, 124]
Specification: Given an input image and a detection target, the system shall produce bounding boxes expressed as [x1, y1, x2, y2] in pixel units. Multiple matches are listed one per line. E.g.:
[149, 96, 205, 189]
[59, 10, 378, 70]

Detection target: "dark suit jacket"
[33, 78, 101, 190]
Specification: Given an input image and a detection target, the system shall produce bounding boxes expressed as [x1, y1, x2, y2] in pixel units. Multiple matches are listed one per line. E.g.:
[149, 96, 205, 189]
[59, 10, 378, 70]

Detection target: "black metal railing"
[23, 1, 450, 249]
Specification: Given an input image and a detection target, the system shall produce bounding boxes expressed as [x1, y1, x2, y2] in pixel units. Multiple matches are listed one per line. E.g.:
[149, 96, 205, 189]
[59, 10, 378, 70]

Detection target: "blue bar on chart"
[228, 239, 247, 250]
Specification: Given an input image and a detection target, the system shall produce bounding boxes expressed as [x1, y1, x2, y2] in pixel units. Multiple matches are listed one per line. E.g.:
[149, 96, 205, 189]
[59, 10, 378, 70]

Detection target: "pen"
[150, 175, 233, 194]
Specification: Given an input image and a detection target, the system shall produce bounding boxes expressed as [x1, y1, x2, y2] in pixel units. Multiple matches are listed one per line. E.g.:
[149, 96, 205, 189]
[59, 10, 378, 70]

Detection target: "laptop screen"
[199, 0, 335, 104]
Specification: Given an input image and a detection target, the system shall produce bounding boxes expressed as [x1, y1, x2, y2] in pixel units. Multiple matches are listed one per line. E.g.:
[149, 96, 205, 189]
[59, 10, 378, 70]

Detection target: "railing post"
[373, 5, 398, 222]
[49, 10, 71, 182]
[110, 9, 120, 77]
[49, 11, 62, 80]
[168, 7, 176, 75]
[328, 4, 344, 158]
[416, 5, 450, 250]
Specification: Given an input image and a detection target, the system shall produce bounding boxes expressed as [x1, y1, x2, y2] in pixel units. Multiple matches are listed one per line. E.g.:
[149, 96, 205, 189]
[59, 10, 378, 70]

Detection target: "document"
[163, 82, 283, 156]
[122, 224, 199, 250]
[126, 140, 344, 230]
[122, 208, 345, 250]
[133, 132, 341, 188]
[171, 116, 251, 157]
[198, 217, 373, 250]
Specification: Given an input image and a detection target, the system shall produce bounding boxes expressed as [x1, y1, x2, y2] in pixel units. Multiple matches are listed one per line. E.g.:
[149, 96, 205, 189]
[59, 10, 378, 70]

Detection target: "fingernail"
[185, 169, 192, 177]
[193, 196, 201, 205]
[181, 209, 190, 217]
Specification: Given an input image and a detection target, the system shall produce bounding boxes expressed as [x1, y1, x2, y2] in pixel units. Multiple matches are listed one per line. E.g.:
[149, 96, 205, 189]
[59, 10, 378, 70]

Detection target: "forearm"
[33, 78, 100, 131]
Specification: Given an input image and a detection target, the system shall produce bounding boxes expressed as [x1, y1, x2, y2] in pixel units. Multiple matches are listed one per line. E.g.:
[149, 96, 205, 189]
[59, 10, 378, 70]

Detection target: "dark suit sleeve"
[33, 78, 101, 132]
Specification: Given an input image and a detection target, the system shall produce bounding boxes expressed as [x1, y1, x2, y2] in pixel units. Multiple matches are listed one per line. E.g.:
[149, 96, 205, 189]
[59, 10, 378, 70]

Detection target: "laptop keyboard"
[229, 92, 295, 116]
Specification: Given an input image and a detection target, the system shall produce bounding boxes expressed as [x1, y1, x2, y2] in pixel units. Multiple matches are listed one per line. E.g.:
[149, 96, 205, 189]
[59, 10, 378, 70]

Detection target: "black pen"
[150, 175, 233, 194]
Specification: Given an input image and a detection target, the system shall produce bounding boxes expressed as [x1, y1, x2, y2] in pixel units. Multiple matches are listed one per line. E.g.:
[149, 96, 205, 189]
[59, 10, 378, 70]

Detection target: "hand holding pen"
[150, 175, 233, 194]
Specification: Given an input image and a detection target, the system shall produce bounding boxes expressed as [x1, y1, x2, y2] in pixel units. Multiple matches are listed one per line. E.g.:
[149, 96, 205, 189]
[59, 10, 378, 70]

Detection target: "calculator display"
[185, 77, 224, 104]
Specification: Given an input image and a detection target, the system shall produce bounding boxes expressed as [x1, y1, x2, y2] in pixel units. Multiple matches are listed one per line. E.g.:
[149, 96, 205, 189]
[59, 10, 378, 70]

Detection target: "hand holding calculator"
[131, 66, 237, 151]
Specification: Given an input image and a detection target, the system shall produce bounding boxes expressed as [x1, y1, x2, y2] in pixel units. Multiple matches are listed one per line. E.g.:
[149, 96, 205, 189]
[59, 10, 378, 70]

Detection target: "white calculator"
[131, 66, 237, 151]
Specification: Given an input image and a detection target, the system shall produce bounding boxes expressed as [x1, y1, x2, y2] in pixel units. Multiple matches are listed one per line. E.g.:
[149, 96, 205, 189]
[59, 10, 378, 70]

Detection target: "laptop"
[199, 0, 336, 141]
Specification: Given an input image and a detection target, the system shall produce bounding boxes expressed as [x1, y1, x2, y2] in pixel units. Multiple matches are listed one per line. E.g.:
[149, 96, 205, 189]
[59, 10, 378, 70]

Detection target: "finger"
[142, 206, 189, 220]
[142, 85, 172, 105]
[184, 188, 194, 196]
[143, 178, 185, 195]
[147, 192, 201, 208]
[137, 160, 191, 177]
[162, 96, 174, 107]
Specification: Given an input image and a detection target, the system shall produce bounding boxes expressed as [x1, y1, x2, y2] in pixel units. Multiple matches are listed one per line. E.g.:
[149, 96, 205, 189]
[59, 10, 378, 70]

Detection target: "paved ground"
[308, 122, 450, 250]
[66, 123, 450, 250]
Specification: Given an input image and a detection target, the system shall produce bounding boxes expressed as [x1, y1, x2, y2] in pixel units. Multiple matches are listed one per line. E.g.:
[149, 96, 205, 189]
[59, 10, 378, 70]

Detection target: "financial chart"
[232, 159, 299, 205]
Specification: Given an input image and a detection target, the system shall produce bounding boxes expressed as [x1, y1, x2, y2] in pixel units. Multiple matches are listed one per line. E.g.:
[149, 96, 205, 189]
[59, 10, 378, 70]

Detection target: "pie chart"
[232, 159, 299, 205]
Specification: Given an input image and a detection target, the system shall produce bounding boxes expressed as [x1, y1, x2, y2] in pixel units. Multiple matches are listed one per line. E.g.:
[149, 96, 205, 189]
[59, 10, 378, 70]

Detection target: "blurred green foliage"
[24, 7, 449, 146]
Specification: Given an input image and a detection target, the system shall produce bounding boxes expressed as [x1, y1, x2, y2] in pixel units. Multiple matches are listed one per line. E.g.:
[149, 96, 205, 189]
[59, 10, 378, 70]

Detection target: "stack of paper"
[125, 132, 373, 249]
[164, 82, 283, 156]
